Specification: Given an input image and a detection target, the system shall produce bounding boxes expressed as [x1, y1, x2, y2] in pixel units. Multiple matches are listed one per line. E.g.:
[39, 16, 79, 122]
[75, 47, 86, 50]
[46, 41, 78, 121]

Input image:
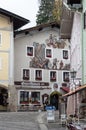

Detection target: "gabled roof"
[15, 21, 60, 35]
[0, 8, 29, 30]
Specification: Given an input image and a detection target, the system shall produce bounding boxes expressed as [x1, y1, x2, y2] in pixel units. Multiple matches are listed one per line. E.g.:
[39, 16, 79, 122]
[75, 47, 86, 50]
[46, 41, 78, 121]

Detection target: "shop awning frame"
[62, 84, 86, 97]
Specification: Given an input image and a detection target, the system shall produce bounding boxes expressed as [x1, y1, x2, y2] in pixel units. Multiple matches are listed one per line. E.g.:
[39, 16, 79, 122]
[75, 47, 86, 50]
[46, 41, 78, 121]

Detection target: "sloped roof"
[15, 21, 60, 35]
[60, 3, 74, 39]
[0, 8, 29, 30]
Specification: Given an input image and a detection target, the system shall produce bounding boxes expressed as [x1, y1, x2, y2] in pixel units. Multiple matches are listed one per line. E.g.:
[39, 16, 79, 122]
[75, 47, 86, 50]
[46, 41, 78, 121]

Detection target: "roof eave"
[0, 8, 30, 30]
[15, 21, 60, 35]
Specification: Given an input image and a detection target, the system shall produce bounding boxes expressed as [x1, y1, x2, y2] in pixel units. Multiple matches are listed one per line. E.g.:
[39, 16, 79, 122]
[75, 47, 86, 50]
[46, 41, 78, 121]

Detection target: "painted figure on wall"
[30, 43, 50, 69]
[46, 34, 67, 48]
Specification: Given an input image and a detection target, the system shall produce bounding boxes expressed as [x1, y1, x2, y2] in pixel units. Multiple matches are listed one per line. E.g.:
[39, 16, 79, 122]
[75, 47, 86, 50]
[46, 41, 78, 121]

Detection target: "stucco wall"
[70, 12, 82, 89]
[14, 27, 70, 89]
[0, 14, 13, 87]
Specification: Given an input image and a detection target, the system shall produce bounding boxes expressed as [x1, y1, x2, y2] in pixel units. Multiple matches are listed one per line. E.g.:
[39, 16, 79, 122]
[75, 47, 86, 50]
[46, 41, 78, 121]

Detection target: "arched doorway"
[50, 91, 62, 110]
[0, 85, 8, 111]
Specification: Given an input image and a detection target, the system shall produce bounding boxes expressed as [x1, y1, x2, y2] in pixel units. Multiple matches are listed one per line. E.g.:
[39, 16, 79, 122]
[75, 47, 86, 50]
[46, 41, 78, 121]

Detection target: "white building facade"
[14, 22, 70, 111]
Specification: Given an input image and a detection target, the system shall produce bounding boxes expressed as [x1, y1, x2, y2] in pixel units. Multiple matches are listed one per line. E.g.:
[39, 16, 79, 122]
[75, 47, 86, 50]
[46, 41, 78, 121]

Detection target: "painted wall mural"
[29, 34, 70, 70]
[46, 34, 67, 48]
[30, 42, 50, 69]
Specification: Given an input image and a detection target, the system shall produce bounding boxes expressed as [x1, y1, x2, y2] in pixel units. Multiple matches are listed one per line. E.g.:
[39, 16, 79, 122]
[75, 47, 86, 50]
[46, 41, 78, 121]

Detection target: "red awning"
[61, 87, 69, 92]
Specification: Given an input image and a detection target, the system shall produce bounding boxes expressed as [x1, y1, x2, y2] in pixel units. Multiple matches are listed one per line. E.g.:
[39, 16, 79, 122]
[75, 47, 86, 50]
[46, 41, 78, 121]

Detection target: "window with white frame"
[20, 91, 29, 104]
[35, 70, 42, 80]
[63, 72, 69, 82]
[46, 49, 52, 58]
[31, 92, 40, 104]
[27, 46, 33, 56]
[23, 69, 29, 80]
[63, 50, 68, 59]
[50, 71, 56, 81]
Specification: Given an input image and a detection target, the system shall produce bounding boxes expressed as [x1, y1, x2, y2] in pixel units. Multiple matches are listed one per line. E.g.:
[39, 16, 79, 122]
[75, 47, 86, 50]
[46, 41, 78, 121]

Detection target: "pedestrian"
[43, 97, 49, 111]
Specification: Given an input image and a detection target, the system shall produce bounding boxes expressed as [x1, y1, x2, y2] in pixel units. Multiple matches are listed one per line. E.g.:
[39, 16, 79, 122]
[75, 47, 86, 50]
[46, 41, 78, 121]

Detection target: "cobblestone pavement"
[0, 112, 40, 130]
[0, 111, 67, 130]
[41, 111, 67, 130]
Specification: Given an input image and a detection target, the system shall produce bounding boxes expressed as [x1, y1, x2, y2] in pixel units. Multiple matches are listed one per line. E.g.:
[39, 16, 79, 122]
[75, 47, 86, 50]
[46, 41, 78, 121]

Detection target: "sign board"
[46, 106, 56, 110]
[46, 106, 55, 122]
[47, 110, 55, 121]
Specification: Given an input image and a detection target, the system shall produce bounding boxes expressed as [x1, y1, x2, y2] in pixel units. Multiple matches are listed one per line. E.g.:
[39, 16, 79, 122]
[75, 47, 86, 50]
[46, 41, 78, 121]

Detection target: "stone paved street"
[0, 112, 40, 130]
[42, 111, 66, 130]
[0, 111, 67, 130]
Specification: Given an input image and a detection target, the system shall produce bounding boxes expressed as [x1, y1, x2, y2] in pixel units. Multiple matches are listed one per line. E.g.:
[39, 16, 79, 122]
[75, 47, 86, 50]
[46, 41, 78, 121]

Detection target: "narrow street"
[0, 111, 66, 130]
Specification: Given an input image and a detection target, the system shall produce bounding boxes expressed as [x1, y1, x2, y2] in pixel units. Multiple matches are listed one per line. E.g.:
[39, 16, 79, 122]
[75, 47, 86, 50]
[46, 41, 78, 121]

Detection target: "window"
[63, 50, 68, 59]
[63, 72, 69, 82]
[35, 70, 42, 80]
[27, 46, 33, 56]
[31, 92, 40, 104]
[50, 71, 56, 81]
[46, 49, 52, 58]
[84, 11, 86, 29]
[20, 91, 29, 104]
[23, 69, 29, 80]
